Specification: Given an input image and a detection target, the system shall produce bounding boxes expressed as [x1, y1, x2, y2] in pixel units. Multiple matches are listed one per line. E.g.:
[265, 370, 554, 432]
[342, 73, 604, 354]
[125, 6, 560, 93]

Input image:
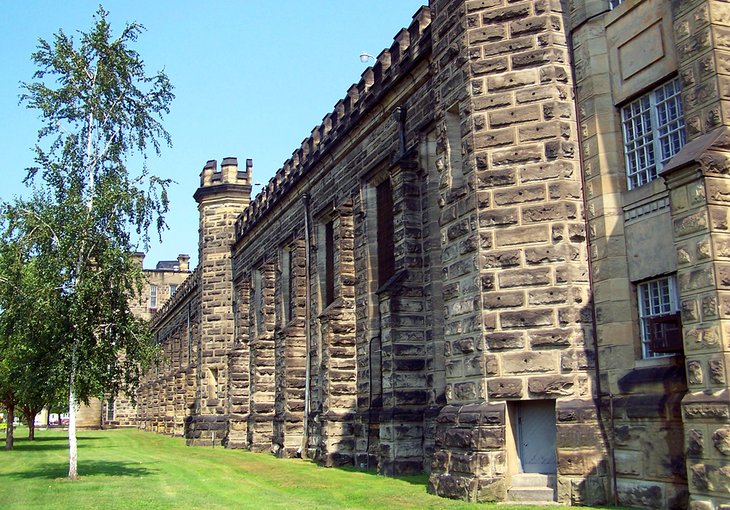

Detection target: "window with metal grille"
[638, 276, 683, 358]
[376, 178, 395, 287]
[621, 78, 685, 189]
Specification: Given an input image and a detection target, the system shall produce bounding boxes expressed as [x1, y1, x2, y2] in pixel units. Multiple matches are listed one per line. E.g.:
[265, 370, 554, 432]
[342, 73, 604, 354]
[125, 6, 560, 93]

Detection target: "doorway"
[515, 400, 557, 473]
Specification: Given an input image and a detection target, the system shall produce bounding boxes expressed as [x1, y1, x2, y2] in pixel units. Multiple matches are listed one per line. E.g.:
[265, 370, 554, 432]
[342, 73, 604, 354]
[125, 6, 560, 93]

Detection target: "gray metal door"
[517, 400, 557, 473]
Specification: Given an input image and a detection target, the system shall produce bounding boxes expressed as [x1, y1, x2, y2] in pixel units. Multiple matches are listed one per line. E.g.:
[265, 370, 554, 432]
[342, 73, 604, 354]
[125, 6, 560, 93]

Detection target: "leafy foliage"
[0, 6, 174, 472]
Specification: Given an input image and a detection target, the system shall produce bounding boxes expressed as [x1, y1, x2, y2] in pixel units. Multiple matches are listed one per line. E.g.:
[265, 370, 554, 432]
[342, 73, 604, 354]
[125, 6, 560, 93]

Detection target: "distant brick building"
[134, 1, 730, 508]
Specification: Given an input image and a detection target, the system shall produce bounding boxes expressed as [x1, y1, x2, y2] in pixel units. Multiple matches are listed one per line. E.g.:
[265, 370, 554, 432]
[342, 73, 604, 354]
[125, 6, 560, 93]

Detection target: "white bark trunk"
[68, 342, 78, 480]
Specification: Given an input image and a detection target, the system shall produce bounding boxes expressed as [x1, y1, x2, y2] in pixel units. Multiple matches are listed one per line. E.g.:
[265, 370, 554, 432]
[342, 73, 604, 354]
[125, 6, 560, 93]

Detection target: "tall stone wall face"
[571, 0, 730, 508]
[131, 1, 730, 507]
[187, 159, 252, 445]
[665, 137, 730, 510]
[427, 0, 603, 504]
[135, 270, 201, 437]
[672, 22, 730, 510]
[226, 275, 251, 449]
[229, 9, 437, 473]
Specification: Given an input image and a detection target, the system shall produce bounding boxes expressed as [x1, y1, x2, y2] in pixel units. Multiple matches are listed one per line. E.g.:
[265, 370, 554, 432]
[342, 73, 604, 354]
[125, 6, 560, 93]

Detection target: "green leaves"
[2, 5, 175, 409]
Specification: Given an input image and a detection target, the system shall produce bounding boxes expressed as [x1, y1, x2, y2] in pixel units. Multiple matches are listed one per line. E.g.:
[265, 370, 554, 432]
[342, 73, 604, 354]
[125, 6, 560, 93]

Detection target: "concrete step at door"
[507, 473, 557, 503]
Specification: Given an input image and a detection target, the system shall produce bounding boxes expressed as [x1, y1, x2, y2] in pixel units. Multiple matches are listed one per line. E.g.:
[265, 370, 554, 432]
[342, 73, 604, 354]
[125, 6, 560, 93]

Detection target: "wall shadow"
[7, 460, 156, 480]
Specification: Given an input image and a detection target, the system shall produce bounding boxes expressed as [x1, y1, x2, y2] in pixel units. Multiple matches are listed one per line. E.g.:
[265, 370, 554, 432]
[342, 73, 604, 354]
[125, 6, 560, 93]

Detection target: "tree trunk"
[4, 403, 14, 450]
[68, 341, 78, 480]
[22, 406, 38, 440]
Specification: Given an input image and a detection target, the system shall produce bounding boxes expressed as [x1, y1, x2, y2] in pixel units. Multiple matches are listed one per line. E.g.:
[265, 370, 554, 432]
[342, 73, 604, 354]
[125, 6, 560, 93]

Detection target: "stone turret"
[188, 157, 252, 445]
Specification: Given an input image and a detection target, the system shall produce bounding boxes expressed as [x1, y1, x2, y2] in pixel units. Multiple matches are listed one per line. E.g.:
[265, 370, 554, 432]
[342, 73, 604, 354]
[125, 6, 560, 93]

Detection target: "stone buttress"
[427, 0, 607, 504]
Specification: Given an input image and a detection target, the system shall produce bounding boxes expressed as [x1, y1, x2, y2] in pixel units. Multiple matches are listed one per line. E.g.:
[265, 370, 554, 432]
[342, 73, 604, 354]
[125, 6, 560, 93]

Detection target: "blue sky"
[0, 1, 425, 269]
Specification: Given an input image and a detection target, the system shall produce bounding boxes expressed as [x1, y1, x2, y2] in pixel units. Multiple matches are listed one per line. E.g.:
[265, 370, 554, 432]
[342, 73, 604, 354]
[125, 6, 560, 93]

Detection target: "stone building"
[134, 0, 730, 508]
[75, 253, 192, 429]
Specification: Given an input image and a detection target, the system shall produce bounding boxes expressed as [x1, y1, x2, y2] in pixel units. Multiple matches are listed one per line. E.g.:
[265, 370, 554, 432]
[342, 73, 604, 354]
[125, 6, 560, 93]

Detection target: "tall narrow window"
[638, 275, 682, 358]
[149, 284, 158, 309]
[187, 303, 192, 364]
[207, 368, 219, 400]
[288, 247, 295, 322]
[254, 270, 264, 335]
[106, 399, 115, 421]
[169, 283, 178, 296]
[446, 104, 464, 189]
[376, 178, 395, 286]
[324, 221, 335, 306]
[280, 247, 296, 323]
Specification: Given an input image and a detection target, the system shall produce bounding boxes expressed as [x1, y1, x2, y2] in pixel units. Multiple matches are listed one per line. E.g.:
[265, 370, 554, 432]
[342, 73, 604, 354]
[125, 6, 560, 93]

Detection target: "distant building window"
[638, 276, 682, 358]
[149, 284, 158, 309]
[621, 78, 686, 189]
[609, 0, 623, 8]
[169, 284, 178, 296]
[106, 399, 115, 421]
[376, 178, 395, 286]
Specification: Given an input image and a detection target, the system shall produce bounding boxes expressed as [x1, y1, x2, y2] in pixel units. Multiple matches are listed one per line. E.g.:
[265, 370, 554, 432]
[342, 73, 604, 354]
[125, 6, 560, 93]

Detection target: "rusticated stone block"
[617, 482, 663, 509]
[476, 477, 507, 503]
[713, 426, 730, 455]
[487, 378, 523, 398]
[476, 168, 516, 187]
[500, 309, 554, 329]
[454, 381, 478, 401]
[488, 105, 540, 128]
[688, 428, 704, 458]
[530, 328, 573, 347]
[472, 426, 505, 450]
[491, 145, 543, 166]
[495, 225, 549, 246]
[493, 184, 546, 205]
[430, 473, 473, 501]
[499, 267, 551, 288]
[557, 423, 601, 449]
[529, 374, 576, 397]
[504, 352, 558, 374]
[486, 331, 524, 350]
[480, 250, 521, 268]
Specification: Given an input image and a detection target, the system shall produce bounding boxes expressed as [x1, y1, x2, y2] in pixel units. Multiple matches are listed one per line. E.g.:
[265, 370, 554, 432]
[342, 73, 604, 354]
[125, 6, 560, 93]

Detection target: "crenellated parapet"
[194, 157, 252, 204]
[234, 6, 432, 240]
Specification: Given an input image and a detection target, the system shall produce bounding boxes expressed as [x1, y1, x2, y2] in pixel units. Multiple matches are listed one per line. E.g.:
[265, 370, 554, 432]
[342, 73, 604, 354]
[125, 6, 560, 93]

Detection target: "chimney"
[177, 254, 190, 272]
[132, 252, 145, 268]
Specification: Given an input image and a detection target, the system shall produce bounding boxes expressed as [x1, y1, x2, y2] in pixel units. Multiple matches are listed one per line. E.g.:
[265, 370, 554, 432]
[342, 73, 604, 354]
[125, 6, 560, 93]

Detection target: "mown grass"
[1, 427, 616, 509]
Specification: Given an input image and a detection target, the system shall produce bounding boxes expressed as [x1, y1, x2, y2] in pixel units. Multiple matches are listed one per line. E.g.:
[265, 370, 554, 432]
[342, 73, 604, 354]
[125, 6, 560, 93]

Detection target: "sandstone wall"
[136, 269, 201, 436]
[427, 0, 604, 504]
[229, 8, 436, 472]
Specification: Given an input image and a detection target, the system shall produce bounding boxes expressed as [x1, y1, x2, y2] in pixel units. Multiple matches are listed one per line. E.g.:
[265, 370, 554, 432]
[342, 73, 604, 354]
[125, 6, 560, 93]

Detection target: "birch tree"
[5, 6, 174, 478]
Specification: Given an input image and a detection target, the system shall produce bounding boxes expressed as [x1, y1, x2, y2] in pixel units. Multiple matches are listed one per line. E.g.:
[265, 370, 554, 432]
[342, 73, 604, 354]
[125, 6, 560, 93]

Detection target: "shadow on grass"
[1, 435, 103, 452]
[334, 465, 430, 487]
[6, 460, 157, 480]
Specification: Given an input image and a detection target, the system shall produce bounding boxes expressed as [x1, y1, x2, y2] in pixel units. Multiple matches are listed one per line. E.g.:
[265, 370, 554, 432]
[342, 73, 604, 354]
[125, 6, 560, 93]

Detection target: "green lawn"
[1, 427, 612, 509]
